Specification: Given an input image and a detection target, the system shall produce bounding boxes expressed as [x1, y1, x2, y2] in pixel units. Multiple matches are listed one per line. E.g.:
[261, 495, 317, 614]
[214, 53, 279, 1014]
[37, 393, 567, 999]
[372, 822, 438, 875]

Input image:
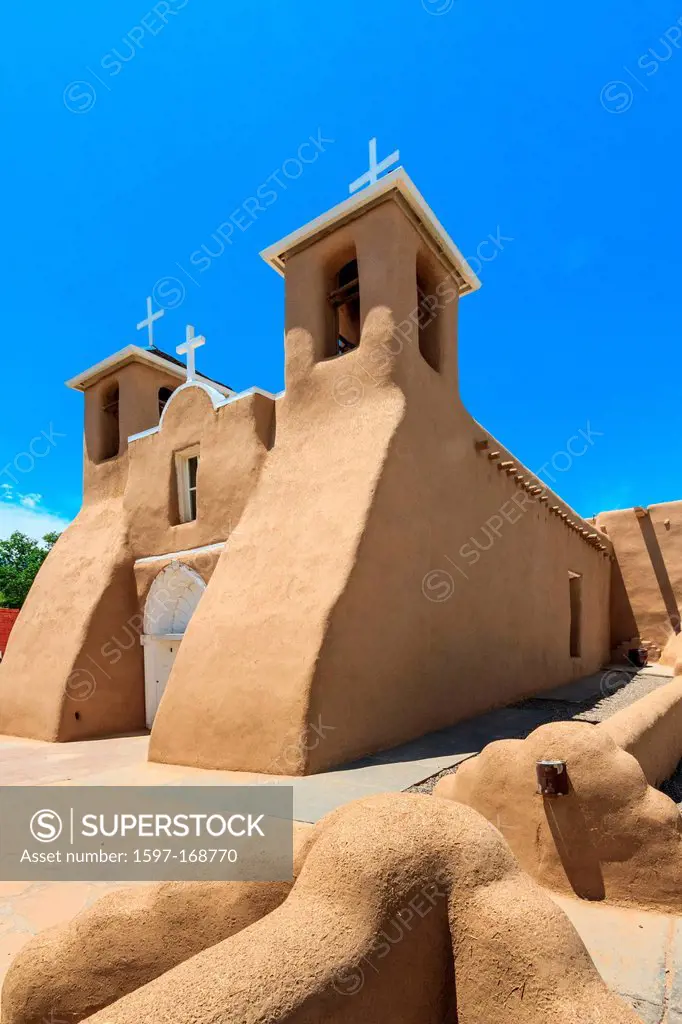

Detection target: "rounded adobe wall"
[147, 338, 409, 774]
[599, 674, 682, 786]
[0, 503, 143, 742]
[0, 881, 291, 1024]
[64, 795, 638, 1024]
[435, 720, 682, 911]
[1, 824, 315, 1024]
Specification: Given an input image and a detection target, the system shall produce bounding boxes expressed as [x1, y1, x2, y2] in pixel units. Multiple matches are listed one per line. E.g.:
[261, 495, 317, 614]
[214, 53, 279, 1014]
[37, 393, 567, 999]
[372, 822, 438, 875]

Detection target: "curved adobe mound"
[1, 826, 315, 1024]
[435, 720, 682, 911]
[600, 675, 682, 786]
[75, 794, 638, 1024]
[0, 880, 292, 1024]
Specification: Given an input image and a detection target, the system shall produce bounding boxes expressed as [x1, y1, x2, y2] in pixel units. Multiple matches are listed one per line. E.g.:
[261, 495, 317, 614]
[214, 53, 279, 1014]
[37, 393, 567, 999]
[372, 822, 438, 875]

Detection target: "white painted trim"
[128, 426, 159, 443]
[175, 444, 200, 524]
[158, 380, 227, 430]
[134, 542, 225, 566]
[215, 385, 283, 409]
[259, 168, 481, 295]
[190, 372, 230, 393]
[128, 384, 283, 443]
[143, 561, 207, 635]
[65, 344, 234, 396]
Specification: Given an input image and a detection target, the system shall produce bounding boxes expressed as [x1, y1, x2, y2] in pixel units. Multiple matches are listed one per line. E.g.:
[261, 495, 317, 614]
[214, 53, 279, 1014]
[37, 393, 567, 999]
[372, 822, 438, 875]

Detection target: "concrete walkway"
[553, 894, 682, 1024]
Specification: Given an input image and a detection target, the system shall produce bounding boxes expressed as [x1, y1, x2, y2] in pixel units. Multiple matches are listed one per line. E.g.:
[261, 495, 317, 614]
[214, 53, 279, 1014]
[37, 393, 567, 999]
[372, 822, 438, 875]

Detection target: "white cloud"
[0, 502, 70, 541]
[19, 493, 42, 509]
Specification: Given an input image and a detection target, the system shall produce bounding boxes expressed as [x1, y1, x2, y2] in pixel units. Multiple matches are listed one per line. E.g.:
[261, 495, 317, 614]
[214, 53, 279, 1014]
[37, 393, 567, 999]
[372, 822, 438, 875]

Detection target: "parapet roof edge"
[65, 345, 233, 396]
[259, 168, 482, 296]
[128, 384, 283, 444]
[473, 419, 614, 553]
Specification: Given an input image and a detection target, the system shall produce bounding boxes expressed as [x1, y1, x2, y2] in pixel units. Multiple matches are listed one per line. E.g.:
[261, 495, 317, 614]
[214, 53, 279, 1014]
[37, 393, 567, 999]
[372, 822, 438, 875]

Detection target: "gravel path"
[408, 669, 674, 796]
[572, 671, 674, 722]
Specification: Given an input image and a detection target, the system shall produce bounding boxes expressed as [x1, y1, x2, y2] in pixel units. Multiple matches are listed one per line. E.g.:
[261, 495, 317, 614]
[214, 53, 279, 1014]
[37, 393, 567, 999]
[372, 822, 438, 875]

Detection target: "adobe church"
[0, 168, 679, 774]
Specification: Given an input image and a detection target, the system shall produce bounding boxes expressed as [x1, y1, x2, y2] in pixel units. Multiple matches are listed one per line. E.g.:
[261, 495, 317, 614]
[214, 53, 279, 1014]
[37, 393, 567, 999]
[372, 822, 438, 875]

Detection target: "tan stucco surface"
[597, 501, 682, 656]
[0, 501, 140, 741]
[0, 185, 612, 772]
[0, 373, 274, 743]
[436, 717, 682, 912]
[8, 795, 640, 1024]
[148, 196, 612, 773]
[1, 826, 313, 1024]
[600, 674, 682, 786]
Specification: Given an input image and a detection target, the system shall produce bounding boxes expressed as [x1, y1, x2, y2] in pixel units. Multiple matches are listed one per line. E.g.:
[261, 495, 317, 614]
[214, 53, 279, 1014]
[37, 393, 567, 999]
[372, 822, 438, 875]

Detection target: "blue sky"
[1, 0, 679, 540]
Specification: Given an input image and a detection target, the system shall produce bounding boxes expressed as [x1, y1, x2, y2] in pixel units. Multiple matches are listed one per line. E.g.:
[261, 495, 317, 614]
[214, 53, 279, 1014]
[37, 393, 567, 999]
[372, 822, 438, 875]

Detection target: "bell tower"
[143, 173, 486, 775]
[260, 169, 480, 397]
[66, 346, 187, 500]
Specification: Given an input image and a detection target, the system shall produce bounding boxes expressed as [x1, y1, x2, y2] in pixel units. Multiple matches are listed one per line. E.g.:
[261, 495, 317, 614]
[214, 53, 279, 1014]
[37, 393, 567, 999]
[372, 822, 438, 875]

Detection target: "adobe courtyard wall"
[1, 824, 315, 1024]
[70, 797, 645, 1024]
[436, 675, 682, 911]
[149, 196, 612, 774]
[600, 673, 682, 786]
[596, 501, 682, 656]
[1, 796, 642, 1024]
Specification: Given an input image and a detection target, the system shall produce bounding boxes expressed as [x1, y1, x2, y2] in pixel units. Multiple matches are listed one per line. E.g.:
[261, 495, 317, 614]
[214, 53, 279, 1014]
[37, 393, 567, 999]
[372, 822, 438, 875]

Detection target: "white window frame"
[175, 445, 200, 524]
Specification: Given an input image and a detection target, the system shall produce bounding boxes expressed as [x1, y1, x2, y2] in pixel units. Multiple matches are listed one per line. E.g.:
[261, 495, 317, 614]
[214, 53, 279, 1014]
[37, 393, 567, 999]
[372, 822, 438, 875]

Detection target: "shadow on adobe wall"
[609, 556, 638, 650]
[638, 514, 681, 638]
[543, 794, 606, 902]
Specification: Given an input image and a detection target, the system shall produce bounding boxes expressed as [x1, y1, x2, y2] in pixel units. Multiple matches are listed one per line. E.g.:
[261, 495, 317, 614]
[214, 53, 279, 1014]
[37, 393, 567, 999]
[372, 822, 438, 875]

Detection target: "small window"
[328, 257, 360, 356]
[416, 261, 441, 372]
[158, 386, 174, 417]
[569, 572, 582, 658]
[175, 446, 200, 523]
[99, 383, 120, 460]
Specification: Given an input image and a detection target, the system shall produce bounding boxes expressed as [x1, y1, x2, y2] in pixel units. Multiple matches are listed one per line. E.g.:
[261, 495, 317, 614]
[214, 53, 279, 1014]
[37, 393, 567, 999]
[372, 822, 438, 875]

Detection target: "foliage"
[0, 532, 60, 609]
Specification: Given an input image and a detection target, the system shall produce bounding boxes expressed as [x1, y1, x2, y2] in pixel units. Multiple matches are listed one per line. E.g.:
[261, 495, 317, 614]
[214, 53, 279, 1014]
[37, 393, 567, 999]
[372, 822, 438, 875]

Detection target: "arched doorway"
[140, 561, 206, 728]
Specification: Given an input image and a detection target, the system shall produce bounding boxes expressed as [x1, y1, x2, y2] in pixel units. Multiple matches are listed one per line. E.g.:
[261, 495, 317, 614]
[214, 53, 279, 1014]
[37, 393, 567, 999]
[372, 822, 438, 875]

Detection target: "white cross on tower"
[136, 296, 164, 349]
[349, 137, 400, 195]
[176, 325, 205, 382]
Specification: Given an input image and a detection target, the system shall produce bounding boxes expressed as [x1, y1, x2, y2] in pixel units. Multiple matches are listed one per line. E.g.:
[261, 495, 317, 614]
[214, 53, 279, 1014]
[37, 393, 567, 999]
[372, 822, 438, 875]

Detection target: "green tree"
[0, 532, 60, 609]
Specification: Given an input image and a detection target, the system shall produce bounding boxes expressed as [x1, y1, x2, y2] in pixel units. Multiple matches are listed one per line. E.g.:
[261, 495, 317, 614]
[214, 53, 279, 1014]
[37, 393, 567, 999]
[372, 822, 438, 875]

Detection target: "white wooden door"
[142, 563, 207, 730]
[144, 639, 179, 728]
